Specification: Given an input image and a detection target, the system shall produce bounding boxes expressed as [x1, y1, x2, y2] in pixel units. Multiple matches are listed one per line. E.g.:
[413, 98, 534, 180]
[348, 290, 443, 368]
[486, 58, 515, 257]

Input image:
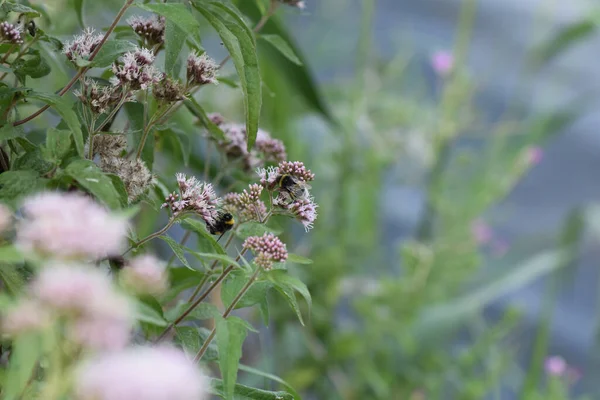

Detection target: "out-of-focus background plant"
[0, 0, 599, 399]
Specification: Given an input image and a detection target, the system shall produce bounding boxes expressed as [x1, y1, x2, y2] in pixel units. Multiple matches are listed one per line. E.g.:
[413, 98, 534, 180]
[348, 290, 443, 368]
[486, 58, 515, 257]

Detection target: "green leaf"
[135, 300, 168, 327]
[268, 271, 311, 325]
[136, 2, 202, 47]
[92, 40, 137, 68]
[181, 218, 226, 255]
[0, 124, 21, 141]
[0, 170, 44, 207]
[193, 1, 261, 151]
[0, 246, 23, 264]
[0, 263, 25, 295]
[216, 316, 249, 400]
[0, 2, 41, 17]
[286, 253, 313, 265]
[175, 326, 219, 360]
[183, 97, 226, 141]
[222, 270, 271, 316]
[3, 333, 42, 400]
[209, 378, 294, 400]
[106, 173, 129, 207]
[73, 0, 85, 28]
[532, 19, 598, 69]
[159, 235, 191, 270]
[12, 50, 51, 84]
[164, 19, 186, 77]
[13, 149, 53, 174]
[258, 34, 302, 65]
[187, 249, 240, 270]
[44, 128, 72, 163]
[27, 92, 83, 156]
[164, 266, 204, 301]
[235, 221, 280, 240]
[239, 364, 301, 400]
[65, 159, 121, 209]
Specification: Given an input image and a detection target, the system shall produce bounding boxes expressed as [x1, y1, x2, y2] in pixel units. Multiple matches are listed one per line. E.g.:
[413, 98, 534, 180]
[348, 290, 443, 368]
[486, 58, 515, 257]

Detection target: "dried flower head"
[278, 0, 306, 9]
[277, 161, 315, 182]
[243, 233, 288, 270]
[74, 346, 209, 400]
[76, 80, 123, 115]
[187, 52, 218, 86]
[128, 15, 166, 46]
[161, 173, 220, 224]
[153, 77, 185, 103]
[63, 28, 103, 62]
[16, 192, 129, 260]
[100, 157, 153, 203]
[2, 300, 50, 335]
[89, 133, 127, 158]
[112, 47, 162, 90]
[121, 254, 168, 296]
[0, 203, 12, 234]
[0, 21, 23, 44]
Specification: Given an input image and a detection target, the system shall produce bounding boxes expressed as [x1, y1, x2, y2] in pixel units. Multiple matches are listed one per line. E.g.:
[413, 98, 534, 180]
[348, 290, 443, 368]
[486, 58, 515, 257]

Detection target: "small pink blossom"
[68, 317, 131, 351]
[545, 355, 567, 377]
[74, 346, 209, 400]
[243, 233, 288, 270]
[431, 50, 454, 76]
[16, 192, 129, 260]
[2, 300, 50, 335]
[121, 254, 168, 296]
[471, 219, 492, 245]
[526, 146, 544, 165]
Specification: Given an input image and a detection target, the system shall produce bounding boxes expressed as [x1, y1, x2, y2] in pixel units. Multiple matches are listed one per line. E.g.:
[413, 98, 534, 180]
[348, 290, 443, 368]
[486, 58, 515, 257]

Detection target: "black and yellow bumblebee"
[276, 174, 311, 203]
[206, 211, 235, 241]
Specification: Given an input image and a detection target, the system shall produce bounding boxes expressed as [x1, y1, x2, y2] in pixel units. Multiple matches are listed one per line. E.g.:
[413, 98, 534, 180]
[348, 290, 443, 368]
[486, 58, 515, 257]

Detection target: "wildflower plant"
[0, 1, 317, 399]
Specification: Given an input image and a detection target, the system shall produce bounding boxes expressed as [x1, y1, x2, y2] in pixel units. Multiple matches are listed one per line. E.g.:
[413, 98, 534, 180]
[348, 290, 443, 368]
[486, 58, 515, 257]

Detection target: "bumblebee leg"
[216, 232, 226, 242]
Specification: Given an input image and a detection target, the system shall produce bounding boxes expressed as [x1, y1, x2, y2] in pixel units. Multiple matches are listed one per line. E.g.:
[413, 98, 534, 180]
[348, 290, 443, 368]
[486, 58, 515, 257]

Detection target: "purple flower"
[243, 233, 288, 270]
[162, 173, 220, 224]
[74, 346, 209, 400]
[121, 254, 168, 296]
[187, 52, 218, 86]
[0, 21, 23, 45]
[128, 15, 165, 46]
[112, 48, 162, 90]
[63, 28, 102, 62]
[286, 197, 318, 231]
[526, 146, 544, 165]
[471, 219, 492, 245]
[545, 356, 567, 377]
[431, 50, 454, 76]
[2, 300, 50, 335]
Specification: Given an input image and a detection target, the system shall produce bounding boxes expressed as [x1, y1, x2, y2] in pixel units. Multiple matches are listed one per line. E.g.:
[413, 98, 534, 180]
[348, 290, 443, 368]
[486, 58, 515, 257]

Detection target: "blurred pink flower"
[68, 317, 131, 351]
[545, 355, 567, 377]
[16, 192, 129, 260]
[471, 219, 492, 244]
[431, 50, 454, 75]
[121, 254, 168, 296]
[2, 300, 50, 335]
[526, 146, 544, 165]
[75, 346, 209, 400]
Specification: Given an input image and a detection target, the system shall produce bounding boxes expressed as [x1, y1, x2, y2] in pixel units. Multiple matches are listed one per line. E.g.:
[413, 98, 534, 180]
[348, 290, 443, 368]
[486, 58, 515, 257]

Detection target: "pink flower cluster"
[128, 15, 166, 46]
[0, 21, 23, 45]
[16, 192, 129, 260]
[120, 254, 168, 296]
[258, 160, 314, 188]
[285, 197, 318, 231]
[161, 173, 220, 224]
[243, 233, 288, 270]
[544, 355, 582, 382]
[75, 346, 209, 400]
[63, 28, 103, 62]
[187, 52, 218, 86]
[223, 184, 268, 222]
[112, 47, 162, 90]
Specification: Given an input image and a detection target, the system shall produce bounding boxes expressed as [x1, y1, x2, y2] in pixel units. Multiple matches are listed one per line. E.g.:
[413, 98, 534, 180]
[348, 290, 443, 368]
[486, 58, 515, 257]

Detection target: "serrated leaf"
[181, 218, 226, 255]
[13, 149, 53, 174]
[187, 249, 240, 269]
[159, 235, 192, 270]
[0, 124, 20, 141]
[92, 40, 137, 68]
[286, 253, 313, 265]
[0, 170, 44, 207]
[27, 92, 83, 156]
[13, 50, 51, 84]
[217, 316, 248, 400]
[209, 378, 294, 400]
[1, 2, 40, 17]
[65, 159, 121, 209]
[222, 270, 271, 317]
[258, 34, 302, 65]
[164, 19, 186, 77]
[193, 1, 261, 151]
[45, 128, 72, 163]
[175, 326, 219, 360]
[136, 2, 202, 47]
[135, 300, 168, 327]
[184, 97, 226, 141]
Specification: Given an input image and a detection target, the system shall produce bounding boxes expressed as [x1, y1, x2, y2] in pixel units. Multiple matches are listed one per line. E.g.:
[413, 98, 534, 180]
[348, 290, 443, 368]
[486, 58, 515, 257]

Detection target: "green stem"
[123, 217, 176, 255]
[92, 92, 128, 134]
[193, 265, 262, 363]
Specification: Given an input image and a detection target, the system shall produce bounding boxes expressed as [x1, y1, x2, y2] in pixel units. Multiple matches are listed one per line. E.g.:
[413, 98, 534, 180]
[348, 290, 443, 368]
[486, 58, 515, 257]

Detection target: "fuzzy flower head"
[161, 173, 220, 224]
[89, 133, 127, 158]
[431, 50, 454, 76]
[16, 192, 129, 260]
[153, 77, 185, 103]
[76, 79, 123, 115]
[255, 129, 287, 163]
[128, 15, 165, 46]
[187, 52, 218, 86]
[277, 161, 315, 183]
[222, 184, 267, 223]
[0, 21, 23, 45]
[0, 203, 12, 234]
[74, 346, 209, 400]
[120, 254, 168, 296]
[243, 233, 288, 270]
[100, 157, 153, 203]
[112, 47, 162, 90]
[63, 28, 103, 62]
[285, 197, 318, 231]
[2, 299, 50, 336]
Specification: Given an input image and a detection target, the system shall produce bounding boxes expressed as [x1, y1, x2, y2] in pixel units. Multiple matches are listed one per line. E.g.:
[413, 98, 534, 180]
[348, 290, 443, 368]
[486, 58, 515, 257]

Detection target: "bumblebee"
[277, 174, 311, 202]
[206, 212, 235, 241]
